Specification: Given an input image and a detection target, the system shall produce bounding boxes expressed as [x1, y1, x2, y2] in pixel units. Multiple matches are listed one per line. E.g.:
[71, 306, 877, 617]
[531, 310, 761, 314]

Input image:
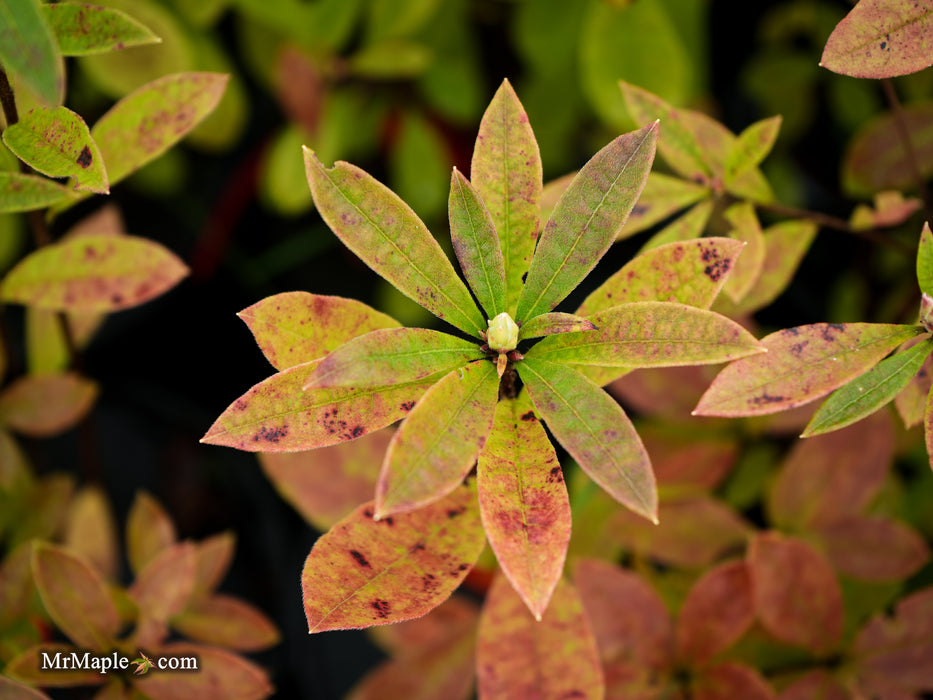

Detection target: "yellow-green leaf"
[0, 0, 64, 107]
[376, 361, 498, 517]
[1, 234, 189, 312]
[125, 491, 176, 575]
[639, 197, 714, 251]
[64, 486, 119, 582]
[303, 148, 485, 336]
[478, 396, 571, 620]
[619, 171, 710, 239]
[918, 222, 933, 297]
[3, 107, 108, 193]
[0, 372, 97, 437]
[724, 115, 782, 186]
[721, 202, 765, 303]
[518, 358, 657, 522]
[302, 484, 485, 632]
[518, 312, 596, 341]
[0, 172, 70, 213]
[43, 3, 161, 56]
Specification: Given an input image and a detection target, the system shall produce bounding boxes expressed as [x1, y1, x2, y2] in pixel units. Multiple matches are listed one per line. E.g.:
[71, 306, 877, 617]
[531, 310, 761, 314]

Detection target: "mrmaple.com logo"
[40, 649, 198, 675]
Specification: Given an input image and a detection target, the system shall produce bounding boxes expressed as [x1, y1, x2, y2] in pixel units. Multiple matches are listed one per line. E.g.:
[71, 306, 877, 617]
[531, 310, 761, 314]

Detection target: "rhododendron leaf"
[64, 486, 119, 581]
[477, 575, 603, 700]
[304, 148, 484, 337]
[3, 107, 108, 194]
[126, 491, 176, 575]
[618, 171, 710, 239]
[852, 588, 933, 696]
[639, 198, 714, 251]
[531, 302, 763, 368]
[131, 642, 273, 700]
[449, 168, 506, 319]
[190, 532, 235, 599]
[0, 675, 52, 700]
[768, 411, 893, 531]
[518, 312, 596, 341]
[0, 542, 34, 629]
[5, 644, 102, 687]
[302, 484, 484, 632]
[43, 3, 161, 56]
[260, 428, 389, 532]
[918, 222, 933, 297]
[516, 121, 657, 322]
[376, 361, 498, 517]
[0, 172, 70, 213]
[173, 593, 280, 651]
[129, 542, 197, 646]
[519, 358, 657, 523]
[692, 663, 777, 700]
[307, 328, 484, 388]
[778, 671, 849, 700]
[470, 79, 542, 316]
[477, 396, 571, 620]
[677, 561, 754, 666]
[725, 115, 782, 185]
[581, 238, 743, 316]
[1, 235, 189, 312]
[803, 336, 933, 437]
[0, 0, 64, 107]
[238, 292, 400, 371]
[694, 323, 923, 416]
[721, 202, 765, 303]
[817, 515, 930, 582]
[32, 543, 121, 649]
[0, 372, 97, 437]
[820, 0, 933, 78]
[201, 359, 435, 452]
[369, 596, 479, 658]
[895, 345, 932, 427]
[748, 532, 843, 655]
[608, 496, 752, 569]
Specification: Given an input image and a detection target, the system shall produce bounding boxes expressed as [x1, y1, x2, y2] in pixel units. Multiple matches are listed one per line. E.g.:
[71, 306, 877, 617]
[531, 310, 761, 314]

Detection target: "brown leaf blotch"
[447, 507, 466, 519]
[77, 146, 93, 168]
[547, 466, 563, 483]
[371, 599, 391, 618]
[349, 550, 371, 568]
[400, 401, 415, 412]
[520, 411, 536, 422]
[820, 323, 846, 342]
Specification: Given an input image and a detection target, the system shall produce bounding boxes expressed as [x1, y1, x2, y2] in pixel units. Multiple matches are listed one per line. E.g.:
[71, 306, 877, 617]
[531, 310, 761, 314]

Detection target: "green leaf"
[0, 372, 97, 437]
[90, 72, 228, 188]
[470, 80, 542, 316]
[518, 357, 657, 522]
[619, 171, 710, 239]
[43, 3, 161, 56]
[201, 359, 436, 452]
[3, 107, 108, 194]
[307, 328, 485, 388]
[477, 575, 603, 700]
[895, 338, 932, 427]
[724, 115, 782, 186]
[694, 323, 923, 417]
[579, 237, 746, 316]
[302, 484, 485, 632]
[0, 0, 64, 107]
[477, 395, 571, 620]
[721, 202, 766, 303]
[918, 222, 933, 297]
[530, 301, 763, 368]
[303, 148, 485, 337]
[32, 543, 121, 649]
[449, 168, 506, 319]
[1, 234, 189, 312]
[376, 360, 498, 517]
[238, 292, 400, 371]
[820, 0, 933, 78]
[803, 336, 933, 437]
[639, 198, 714, 251]
[388, 110, 449, 221]
[347, 40, 431, 78]
[0, 172, 70, 213]
[516, 121, 658, 323]
[518, 312, 596, 341]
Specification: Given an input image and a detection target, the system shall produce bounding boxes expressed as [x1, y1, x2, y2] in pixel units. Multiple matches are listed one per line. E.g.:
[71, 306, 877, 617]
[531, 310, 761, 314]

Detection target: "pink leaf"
[778, 670, 850, 700]
[692, 663, 776, 700]
[817, 515, 930, 582]
[0, 372, 97, 437]
[129, 542, 197, 647]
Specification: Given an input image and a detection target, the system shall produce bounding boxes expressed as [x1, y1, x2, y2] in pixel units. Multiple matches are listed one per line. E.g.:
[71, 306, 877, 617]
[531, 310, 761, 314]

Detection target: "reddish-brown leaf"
[817, 515, 930, 582]
[238, 292, 400, 371]
[692, 663, 776, 700]
[639, 424, 738, 491]
[0, 675, 53, 700]
[477, 575, 604, 700]
[172, 593, 280, 651]
[777, 670, 849, 700]
[190, 531, 235, 599]
[302, 485, 485, 632]
[748, 532, 843, 655]
[129, 542, 197, 647]
[126, 491, 177, 575]
[260, 427, 390, 532]
[609, 365, 716, 420]
[677, 561, 754, 666]
[369, 596, 479, 659]
[477, 396, 571, 619]
[0, 372, 97, 437]
[0, 542, 35, 629]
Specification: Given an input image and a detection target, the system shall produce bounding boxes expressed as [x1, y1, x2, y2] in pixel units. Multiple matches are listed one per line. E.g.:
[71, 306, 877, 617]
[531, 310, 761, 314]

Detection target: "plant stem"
[881, 78, 933, 223]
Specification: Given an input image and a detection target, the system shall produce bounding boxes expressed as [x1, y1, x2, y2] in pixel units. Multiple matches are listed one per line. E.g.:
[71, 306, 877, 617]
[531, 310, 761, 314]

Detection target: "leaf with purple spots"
[518, 357, 657, 523]
[517, 312, 596, 341]
[238, 292, 400, 371]
[477, 395, 571, 620]
[694, 323, 924, 417]
[42, 3, 160, 56]
[3, 106, 108, 194]
[820, 0, 933, 78]
[201, 359, 436, 452]
[720, 202, 765, 304]
[0, 234, 189, 312]
[306, 328, 485, 389]
[302, 484, 485, 632]
[515, 121, 658, 323]
[476, 574, 604, 700]
[802, 335, 933, 437]
[304, 148, 485, 337]
[470, 79, 542, 317]
[529, 302, 763, 368]
[376, 361, 499, 518]
[578, 238, 746, 315]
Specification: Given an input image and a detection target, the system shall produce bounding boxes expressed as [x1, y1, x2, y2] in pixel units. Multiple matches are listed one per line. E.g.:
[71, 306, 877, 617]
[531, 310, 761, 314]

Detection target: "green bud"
[487, 312, 519, 352]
